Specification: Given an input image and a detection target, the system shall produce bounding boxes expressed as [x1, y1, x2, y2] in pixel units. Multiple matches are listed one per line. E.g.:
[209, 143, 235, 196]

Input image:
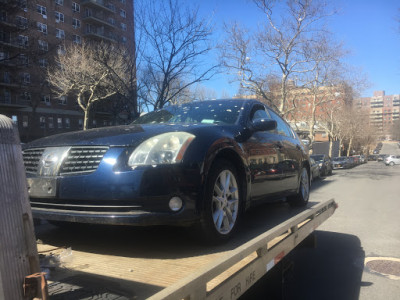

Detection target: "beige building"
[354, 90, 400, 137]
[0, 0, 134, 142]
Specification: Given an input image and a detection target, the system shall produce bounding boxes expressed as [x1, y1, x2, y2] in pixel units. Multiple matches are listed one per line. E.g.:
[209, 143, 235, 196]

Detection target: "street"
[282, 142, 400, 300]
[33, 143, 400, 299]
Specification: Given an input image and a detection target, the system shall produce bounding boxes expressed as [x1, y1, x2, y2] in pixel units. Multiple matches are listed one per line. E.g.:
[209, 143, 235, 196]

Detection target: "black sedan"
[23, 99, 311, 242]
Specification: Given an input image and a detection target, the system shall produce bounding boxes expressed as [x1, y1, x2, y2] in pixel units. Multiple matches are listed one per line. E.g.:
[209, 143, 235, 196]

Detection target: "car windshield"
[131, 100, 245, 125]
[311, 155, 324, 162]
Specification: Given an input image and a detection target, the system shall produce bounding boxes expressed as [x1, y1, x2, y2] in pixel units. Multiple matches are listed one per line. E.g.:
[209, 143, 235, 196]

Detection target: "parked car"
[353, 155, 366, 164]
[309, 158, 320, 182]
[384, 155, 400, 166]
[332, 156, 351, 169]
[347, 156, 357, 167]
[367, 154, 378, 161]
[377, 154, 388, 162]
[22, 99, 311, 242]
[310, 154, 332, 176]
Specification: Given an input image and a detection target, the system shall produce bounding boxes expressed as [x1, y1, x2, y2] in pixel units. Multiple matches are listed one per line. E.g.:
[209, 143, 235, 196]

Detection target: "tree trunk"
[83, 107, 90, 130]
[347, 137, 353, 156]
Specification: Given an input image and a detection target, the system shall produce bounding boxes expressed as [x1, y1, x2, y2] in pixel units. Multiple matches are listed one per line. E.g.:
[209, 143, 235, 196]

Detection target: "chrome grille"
[60, 146, 109, 175]
[22, 148, 45, 174]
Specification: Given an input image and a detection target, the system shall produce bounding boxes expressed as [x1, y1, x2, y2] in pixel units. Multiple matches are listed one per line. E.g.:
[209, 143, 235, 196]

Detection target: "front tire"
[200, 160, 242, 242]
[287, 167, 310, 207]
[389, 161, 395, 166]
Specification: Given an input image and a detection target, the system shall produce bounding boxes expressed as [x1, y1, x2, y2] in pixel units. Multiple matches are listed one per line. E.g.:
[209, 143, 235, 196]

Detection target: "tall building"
[354, 90, 400, 137]
[0, 0, 134, 142]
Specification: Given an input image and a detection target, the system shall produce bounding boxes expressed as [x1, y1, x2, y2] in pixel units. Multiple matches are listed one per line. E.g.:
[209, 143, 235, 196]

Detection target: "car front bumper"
[27, 151, 203, 226]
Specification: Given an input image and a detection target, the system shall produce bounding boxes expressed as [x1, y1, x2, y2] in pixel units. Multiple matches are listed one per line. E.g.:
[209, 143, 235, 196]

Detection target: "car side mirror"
[251, 119, 277, 132]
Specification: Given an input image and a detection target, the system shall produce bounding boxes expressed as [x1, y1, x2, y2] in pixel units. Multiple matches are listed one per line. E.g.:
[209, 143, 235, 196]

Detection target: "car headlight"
[128, 132, 195, 166]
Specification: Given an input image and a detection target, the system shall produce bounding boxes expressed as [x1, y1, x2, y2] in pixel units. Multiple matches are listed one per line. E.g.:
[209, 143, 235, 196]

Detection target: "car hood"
[24, 123, 231, 149]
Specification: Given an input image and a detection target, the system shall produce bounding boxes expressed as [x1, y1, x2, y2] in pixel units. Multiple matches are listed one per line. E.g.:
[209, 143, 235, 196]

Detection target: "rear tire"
[287, 167, 310, 207]
[199, 160, 242, 243]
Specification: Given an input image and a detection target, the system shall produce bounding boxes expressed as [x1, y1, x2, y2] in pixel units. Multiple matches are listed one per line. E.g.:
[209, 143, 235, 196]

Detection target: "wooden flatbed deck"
[35, 199, 336, 299]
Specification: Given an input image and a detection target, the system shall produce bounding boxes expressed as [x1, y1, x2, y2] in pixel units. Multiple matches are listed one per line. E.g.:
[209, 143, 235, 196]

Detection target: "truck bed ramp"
[150, 198, 337, 300]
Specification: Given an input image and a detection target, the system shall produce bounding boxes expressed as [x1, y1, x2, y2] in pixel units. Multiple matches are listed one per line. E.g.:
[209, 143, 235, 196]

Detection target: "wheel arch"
[201, 147, 250, 213]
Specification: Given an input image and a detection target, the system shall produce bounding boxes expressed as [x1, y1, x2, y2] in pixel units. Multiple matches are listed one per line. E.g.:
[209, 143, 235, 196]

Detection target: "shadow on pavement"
[240, 231, 366, 300]
[284, 231, 366, 300]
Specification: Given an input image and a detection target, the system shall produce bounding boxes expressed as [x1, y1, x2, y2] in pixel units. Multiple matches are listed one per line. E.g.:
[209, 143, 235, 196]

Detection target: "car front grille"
[60, 147, 109, 175]
[30, 198, 141, 213]
[23, 146, 109, 175]
[23, 148, 45, 174]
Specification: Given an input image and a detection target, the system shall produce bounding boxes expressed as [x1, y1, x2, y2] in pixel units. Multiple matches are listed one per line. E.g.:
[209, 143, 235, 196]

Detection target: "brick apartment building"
[354, 90, 400, 137]
[0, 0, 134, 142]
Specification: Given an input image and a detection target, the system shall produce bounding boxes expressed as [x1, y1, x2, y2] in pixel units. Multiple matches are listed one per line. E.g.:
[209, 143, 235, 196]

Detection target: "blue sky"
[196, 0, 400, 98]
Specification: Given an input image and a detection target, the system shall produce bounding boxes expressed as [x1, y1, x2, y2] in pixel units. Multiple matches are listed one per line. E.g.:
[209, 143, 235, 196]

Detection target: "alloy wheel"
[211, 170, 239, 235]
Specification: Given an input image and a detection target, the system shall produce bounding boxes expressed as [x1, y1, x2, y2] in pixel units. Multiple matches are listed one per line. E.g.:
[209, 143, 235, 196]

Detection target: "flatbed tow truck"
[36, 198, 337, 300]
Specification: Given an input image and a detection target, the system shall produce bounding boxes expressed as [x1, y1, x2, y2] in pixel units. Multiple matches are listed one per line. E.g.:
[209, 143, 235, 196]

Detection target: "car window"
[267, 109, 292, 137]
[131, 100, 244, 125]
[250, 105, 271, 122]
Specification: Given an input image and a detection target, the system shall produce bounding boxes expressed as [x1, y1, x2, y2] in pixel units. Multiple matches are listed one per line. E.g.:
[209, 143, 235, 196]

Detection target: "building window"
[72, 18, 81, 28]
[107, 17, 115, 25]
[3, 90, 11, 103]
[72, 34, 81, 44]
[11, 115, 17, 124]
[20, 73, 30, 85]
[18, 54, 28, 66]
[39, 58, 48, 68]
[41, 95, 51, 105]
[23, 116, 28, 128]
[19, 92, 31, 102]
[37, 22, 47, 34]
[40, 116, 46, 128]
[16, 16, 28, 28]
[55, 0, 63, 6]
[120, 9, 126, 18]
[93, 120, 97, 127]
[107, 3, 116, 12]
[120, 23, 127, 31]
[120, 0, 126, 4]
[55, 11, 64, 22]
[36, 5, 47, 17]
[58, 96, 67, 105]
[72, 2, 80, 12]
[57, 117, 63, 128]
[56, 28, 65, 39]
[85, 8, 92, 17]
[38, 40, 48, 51]
[121, 36, 127, 44]
[79, 119, 83, 129]
[65, 118, 70, 128]
[57, 44, 66, 55]
[48, 117, 54, 128]
[0, 51, 9, 61]
[18, 35, 28, 47]
[3, 72, 10, 83]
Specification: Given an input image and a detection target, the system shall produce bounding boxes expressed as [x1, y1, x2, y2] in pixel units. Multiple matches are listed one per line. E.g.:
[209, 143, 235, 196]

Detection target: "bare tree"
[135, 0, 218, 110]
[221, 0, 336, 116]
[47, 42, 131, 130]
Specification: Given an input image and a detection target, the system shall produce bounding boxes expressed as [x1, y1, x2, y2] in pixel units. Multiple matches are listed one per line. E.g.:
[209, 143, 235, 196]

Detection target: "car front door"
[243, 104, 285, 200]
[267, 109, 301, 192]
